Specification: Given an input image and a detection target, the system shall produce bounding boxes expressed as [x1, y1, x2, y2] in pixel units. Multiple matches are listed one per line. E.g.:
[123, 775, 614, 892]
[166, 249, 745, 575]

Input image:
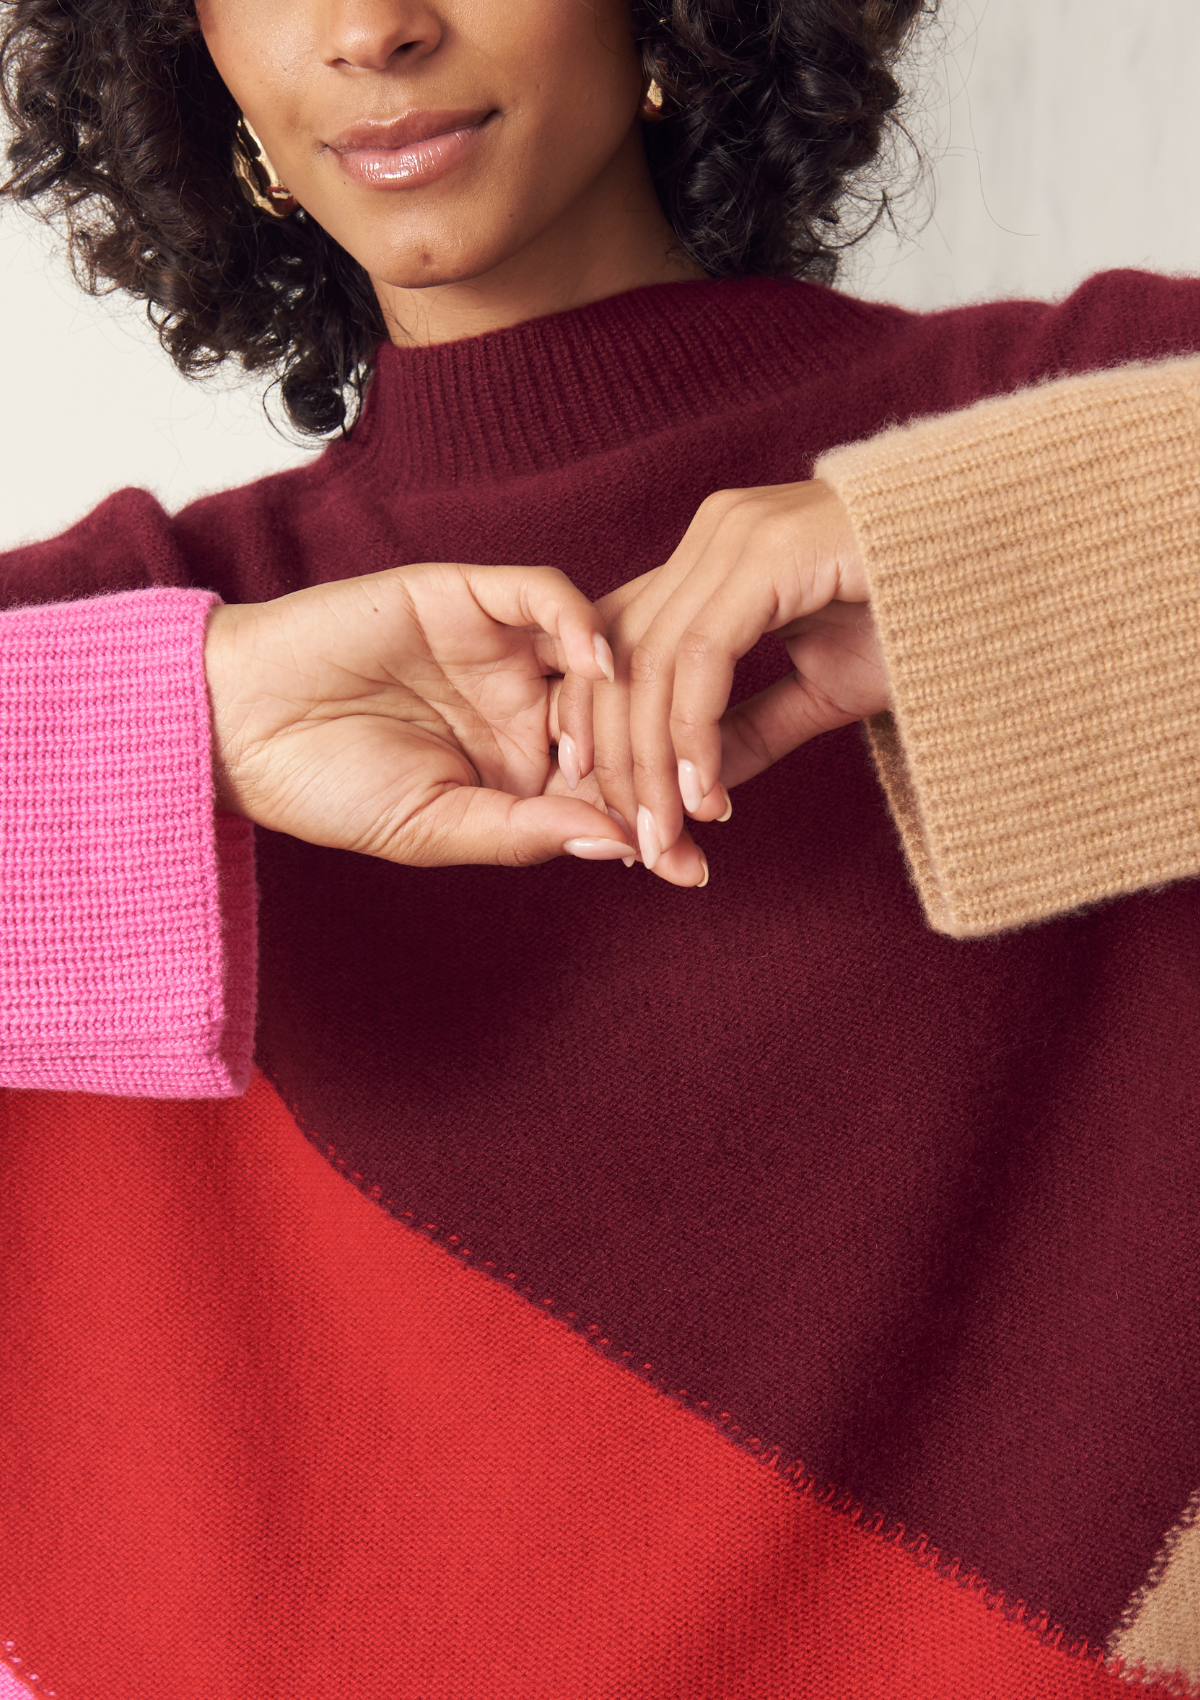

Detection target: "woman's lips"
[328, 109, 494, 189]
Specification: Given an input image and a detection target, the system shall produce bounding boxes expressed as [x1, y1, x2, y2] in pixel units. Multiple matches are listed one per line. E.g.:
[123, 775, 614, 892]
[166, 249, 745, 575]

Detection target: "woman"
[1, 0, 1199, 1695]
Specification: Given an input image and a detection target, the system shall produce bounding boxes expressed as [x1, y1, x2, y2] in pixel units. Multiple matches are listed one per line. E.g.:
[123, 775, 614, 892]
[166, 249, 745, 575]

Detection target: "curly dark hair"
[0, 0, 931, 436]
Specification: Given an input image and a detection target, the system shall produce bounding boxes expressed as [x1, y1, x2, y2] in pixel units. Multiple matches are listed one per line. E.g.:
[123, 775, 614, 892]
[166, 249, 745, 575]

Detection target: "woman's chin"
[372, 255, 498, 293]
[317, 217, 511, 300]
[363, 235, 556, 315]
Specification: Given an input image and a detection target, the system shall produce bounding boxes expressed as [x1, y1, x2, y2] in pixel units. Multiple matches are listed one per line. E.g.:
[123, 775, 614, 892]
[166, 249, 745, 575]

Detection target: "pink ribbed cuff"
[0, 587, 256, 1097]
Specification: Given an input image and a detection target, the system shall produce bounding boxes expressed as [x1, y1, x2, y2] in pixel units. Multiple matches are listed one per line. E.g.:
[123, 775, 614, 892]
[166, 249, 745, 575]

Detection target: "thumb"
[382, 784, 636, 869]
[718, 613, 891, 787]
[718, 671, 870, 790]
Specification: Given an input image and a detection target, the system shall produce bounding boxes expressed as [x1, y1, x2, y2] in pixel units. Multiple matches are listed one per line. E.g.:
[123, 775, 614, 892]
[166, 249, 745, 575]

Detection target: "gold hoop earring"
[233, 116, 298, 218]
[641, 79, 666, 120]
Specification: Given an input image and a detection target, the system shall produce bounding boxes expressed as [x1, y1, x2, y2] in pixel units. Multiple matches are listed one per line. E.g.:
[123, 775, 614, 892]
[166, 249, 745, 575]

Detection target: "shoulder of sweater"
[167, 422, 374, 599]
[904, 268, 1200, 394]
[706, 269, 1200, 397]
[0, 445, 354, 612]
[772, 268, 1200, 449]
[0, 484, 190, 610]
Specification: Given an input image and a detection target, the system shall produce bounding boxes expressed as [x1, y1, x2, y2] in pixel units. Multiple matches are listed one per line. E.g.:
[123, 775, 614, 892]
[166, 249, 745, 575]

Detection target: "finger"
[385, 783, 635, 869]
[461, 565, 614, 684]
[717, 670, 867, 790]
[625, 557, 755, 856]
[678, 775, 732, 824]
[590, 666, 643, 854]
[588, 520, 737, 856]
[643, 822, 709, 888]
[549, 673, 594, 791]
[585, 545, 725, 847]
[662, 564, 788, 807]
[625, 625, 690, 866]
[623, 504, 792, 856]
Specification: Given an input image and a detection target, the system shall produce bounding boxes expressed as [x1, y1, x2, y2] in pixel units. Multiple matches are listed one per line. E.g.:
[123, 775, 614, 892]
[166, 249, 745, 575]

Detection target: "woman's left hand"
[555, 479, 891, 884]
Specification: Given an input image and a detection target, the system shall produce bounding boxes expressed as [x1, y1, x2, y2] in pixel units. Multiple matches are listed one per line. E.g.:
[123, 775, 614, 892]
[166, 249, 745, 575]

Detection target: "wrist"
[203, 603, 247, 817]
[810, 478, 869, 603]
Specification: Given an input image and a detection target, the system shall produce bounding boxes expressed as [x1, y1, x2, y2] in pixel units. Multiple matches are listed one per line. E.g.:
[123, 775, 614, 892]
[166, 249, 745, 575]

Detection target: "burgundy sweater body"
[6, 273, 1200, 1656]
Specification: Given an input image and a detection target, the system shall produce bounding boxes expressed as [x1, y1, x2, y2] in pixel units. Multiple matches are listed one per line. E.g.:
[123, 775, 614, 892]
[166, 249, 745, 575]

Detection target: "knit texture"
[816, 356, 1200, 938]
[5, 274, 1200, 1697]
[0, 1073, 1186, 1700]
[0, 587, 255, 1096]
[1110, 1489, 1200, 1689]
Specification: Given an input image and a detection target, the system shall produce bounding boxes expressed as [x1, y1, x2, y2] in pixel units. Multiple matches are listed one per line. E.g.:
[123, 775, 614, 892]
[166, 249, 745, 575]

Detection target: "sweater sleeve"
[814, 353, 1200, 939]
[0, 586, 256, 1097]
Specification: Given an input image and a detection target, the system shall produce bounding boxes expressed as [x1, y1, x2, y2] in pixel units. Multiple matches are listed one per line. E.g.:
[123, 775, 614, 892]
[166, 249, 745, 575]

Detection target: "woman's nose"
[318, 0, 443, 71]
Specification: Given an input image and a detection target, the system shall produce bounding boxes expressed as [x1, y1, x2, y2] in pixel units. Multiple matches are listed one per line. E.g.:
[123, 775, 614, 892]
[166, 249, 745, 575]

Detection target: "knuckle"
[590, 747, 624, 782]
[379, 799, 438, 864]
[631, 750, 664, 782]
[698, 487, 741, 520]
[803, 677, 851, 724]
[564, 682, 594, 717]
[735, 714, 776, 769]
[669, 704, 707, 742]
[758, 510, 798, 553]
[628, 643, 665, 689]
[676, 624, 717, 665]
[507, 834, 544, 870]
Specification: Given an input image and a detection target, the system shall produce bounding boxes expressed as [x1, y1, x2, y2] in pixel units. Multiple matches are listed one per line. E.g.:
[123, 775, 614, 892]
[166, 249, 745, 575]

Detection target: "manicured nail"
[716, 786, 732, 823]
[563, 838, 635, 861]
[636, 806, 661, 872]
[678, 760, 704, 814]
[608, 807, 637, 867]
[558, 732, 581, 791]
[696, 854, 709, 889]
[593, 633, 616, 685]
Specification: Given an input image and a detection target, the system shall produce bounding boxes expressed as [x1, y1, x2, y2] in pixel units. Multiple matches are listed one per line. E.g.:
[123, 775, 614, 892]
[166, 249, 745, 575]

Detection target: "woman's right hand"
[555, 480, 886, 887]
[203, 562, 634, 867]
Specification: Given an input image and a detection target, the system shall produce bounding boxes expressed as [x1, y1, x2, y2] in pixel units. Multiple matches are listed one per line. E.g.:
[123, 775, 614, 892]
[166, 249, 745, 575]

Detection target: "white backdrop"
[847, 0, 1200, 308]
[3, 0, 1200, 552]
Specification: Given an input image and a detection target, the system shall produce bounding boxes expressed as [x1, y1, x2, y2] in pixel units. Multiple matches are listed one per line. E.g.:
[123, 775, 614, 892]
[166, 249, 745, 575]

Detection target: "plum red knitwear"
[3, 273, 1200, 1699]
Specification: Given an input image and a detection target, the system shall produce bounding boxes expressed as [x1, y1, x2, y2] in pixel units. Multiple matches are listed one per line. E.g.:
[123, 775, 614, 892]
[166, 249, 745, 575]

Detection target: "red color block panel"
[0, 1076, 1174, 1699]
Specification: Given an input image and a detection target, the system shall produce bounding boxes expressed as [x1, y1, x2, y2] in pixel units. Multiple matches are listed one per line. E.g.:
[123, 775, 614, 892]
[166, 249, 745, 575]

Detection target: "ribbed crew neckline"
[356, 276, 876, 489]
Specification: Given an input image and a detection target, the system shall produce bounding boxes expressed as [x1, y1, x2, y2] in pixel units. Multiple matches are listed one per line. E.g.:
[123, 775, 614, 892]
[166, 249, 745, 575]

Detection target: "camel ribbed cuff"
[816, 356, 1200, 938]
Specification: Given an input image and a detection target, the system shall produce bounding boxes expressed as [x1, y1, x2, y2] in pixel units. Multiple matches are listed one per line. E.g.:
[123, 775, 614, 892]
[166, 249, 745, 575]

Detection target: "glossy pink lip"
[326, 108, 494, 188]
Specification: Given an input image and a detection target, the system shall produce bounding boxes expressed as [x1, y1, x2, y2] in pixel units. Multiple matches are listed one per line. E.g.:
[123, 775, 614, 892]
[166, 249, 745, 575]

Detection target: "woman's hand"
[203, 562, 633, 867]
[556, 479, 890, 884]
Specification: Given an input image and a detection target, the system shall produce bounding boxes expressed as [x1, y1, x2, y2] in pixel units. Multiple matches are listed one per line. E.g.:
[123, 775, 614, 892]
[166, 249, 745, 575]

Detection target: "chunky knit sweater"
[3, 272, 1200, 1700]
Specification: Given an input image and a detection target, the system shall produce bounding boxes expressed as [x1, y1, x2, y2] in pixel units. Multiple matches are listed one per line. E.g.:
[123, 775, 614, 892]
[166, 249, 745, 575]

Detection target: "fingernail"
[696, 853, 709, 889]
[716, 786, 732, 823]
[678, 760, 704, 814]
[558, 732, 581, 791]
[607, 807, 637, 867]
[593, 632, 616, 685]
[636, 806, 661, 872]
[563, 837, 635, 861]
[608, 812, 635, 870]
